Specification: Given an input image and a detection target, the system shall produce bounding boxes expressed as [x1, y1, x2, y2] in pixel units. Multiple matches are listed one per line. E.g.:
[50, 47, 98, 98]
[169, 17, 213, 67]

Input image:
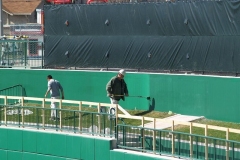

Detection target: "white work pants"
[51, 96, 59, 118]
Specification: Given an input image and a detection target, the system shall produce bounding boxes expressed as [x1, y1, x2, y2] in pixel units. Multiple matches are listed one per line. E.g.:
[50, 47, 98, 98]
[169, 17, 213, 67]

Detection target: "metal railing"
[0, 104, 116, 137]
[117, 124, 240, 160]
[0, 85, 26, 105]
[0, 39, 43, 68]
[0, 95, 240, 159]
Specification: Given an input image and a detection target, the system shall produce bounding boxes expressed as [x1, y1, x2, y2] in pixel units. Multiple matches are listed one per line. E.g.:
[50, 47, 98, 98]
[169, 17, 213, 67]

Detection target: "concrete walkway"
[143, 114, 204, 129]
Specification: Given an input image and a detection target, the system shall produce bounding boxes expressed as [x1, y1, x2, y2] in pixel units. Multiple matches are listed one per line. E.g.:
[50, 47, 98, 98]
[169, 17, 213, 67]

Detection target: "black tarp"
[44, 1, 240, 73]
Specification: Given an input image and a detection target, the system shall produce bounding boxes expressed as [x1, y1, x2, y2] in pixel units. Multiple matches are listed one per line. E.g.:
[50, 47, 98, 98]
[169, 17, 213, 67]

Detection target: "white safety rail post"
[21, 97, 24, 106]
[97, 103, 101, 135]
[205, 125, 208, 160]
[172, 120, 175, 157]
[59, 99, 62, 131]
[21, 97, 24, 128]
[142, 116, 145, 151]
[152, 118, 156, 154]
[190, 122, 193, 159]
[42, 98, 45, 130]
[4, 96, 7, 126]
[226, 128, 229, 160]
[79, 101, 82, 134]
[5, 96, 24, 127]
[21, 101, 24, 128]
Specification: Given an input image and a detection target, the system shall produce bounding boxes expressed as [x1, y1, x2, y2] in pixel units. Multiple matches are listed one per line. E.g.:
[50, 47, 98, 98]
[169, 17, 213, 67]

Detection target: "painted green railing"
[0, 85, 26, 104]
[117, 124, 240, 160]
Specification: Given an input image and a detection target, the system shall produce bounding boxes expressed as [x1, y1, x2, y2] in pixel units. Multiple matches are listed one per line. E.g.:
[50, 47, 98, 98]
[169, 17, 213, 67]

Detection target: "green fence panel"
[36, 132, 52, 155]
[7, 151, 22, 160]
[66, 135, 81, 159]
[0, 150, 7, 160]
[0, 128, 8, 150]
[22, 130, 37, 153]
[80, 136, 95, 160]
[95, 138, 111, 160]
[51, 134, 67, 157]
[7, 129, 22, 151]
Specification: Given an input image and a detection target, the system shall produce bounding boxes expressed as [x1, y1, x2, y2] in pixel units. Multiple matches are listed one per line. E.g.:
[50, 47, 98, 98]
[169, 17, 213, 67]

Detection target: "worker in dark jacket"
[106, 69, 129, 104]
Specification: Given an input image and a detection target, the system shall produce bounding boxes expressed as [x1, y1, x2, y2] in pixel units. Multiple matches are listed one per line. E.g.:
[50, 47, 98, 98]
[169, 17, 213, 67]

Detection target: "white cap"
[119, 69, 126, 76]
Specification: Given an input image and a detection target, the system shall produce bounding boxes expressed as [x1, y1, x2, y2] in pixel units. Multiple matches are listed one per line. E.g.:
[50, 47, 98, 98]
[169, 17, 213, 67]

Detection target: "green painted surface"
[23, 131, 37, 153]
[95, 138, 111, 160]
[110, 150, 125, 160]
[36, 132, 52, 155]
[124, 152, 140, 160]
[51, 134, 67, 157]
[36, 154, 53, 160]
[0, 128, 236, 160]
[22, 152, 37, 160]
[7, 129, 22, 151]
[7, 151, 22, 160]
[0, 150, 7, 159]
[0, 128, 8, 150]
[110, 150, 169, 160]
[80, 136, 95, 160]
[0, 69, 240, 122]
[66, 135, 81, 159]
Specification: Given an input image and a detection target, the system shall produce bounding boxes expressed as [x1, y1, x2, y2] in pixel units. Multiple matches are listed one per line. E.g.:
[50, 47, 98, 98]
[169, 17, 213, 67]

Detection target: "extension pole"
[112, 95, 151, 100]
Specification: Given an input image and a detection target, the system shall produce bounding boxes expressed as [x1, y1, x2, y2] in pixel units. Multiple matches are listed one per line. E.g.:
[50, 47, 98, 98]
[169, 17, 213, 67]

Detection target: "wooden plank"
[118, 105, 130, 115]
[62, 99, 80, 104]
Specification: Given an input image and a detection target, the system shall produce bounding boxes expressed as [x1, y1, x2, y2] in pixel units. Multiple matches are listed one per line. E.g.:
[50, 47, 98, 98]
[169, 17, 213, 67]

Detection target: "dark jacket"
[106, 76, 128, 101]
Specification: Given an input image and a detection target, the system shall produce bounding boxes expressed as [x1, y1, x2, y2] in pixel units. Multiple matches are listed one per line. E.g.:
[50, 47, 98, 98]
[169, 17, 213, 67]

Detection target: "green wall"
[0, 69, 239, 122]
[0, 127, 113, 160]
[0, 127, 169, 160]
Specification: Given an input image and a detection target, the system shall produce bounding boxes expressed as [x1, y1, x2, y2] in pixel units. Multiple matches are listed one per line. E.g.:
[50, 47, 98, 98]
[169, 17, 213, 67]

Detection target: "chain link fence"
[1, 24, 44, 68]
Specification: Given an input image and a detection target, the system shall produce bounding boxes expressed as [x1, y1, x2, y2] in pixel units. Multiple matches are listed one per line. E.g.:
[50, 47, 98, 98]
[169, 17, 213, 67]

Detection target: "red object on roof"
[87, 0, 107, 4]
[46, 0, 74, 4]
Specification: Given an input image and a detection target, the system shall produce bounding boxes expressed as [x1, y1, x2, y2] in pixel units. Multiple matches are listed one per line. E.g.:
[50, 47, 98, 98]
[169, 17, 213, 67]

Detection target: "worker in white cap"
[106, 69, 129, 104]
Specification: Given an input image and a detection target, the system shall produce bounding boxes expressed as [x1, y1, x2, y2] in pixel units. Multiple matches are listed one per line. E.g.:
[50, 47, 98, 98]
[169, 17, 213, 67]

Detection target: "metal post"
[205, 125, 208, 160]
[190, 122, 193, 158]
[153, 118, 156, 154]
[79, 101, 82, 134]
[172, 120, 175, 156]
[0, 0, 3, 36]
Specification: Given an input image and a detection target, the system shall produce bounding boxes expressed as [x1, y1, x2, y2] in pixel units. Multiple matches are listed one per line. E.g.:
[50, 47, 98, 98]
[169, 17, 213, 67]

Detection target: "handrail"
[118, 114, 240, 134]
[0, 104, 115, 137]
[0, 96, 239, 159]
[117, 124, 239, 144]
[117, 124, 240, 160]
[1, 95, 240, 139]
[0, 84, 24, 92]
[0, 85, 26, 104]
